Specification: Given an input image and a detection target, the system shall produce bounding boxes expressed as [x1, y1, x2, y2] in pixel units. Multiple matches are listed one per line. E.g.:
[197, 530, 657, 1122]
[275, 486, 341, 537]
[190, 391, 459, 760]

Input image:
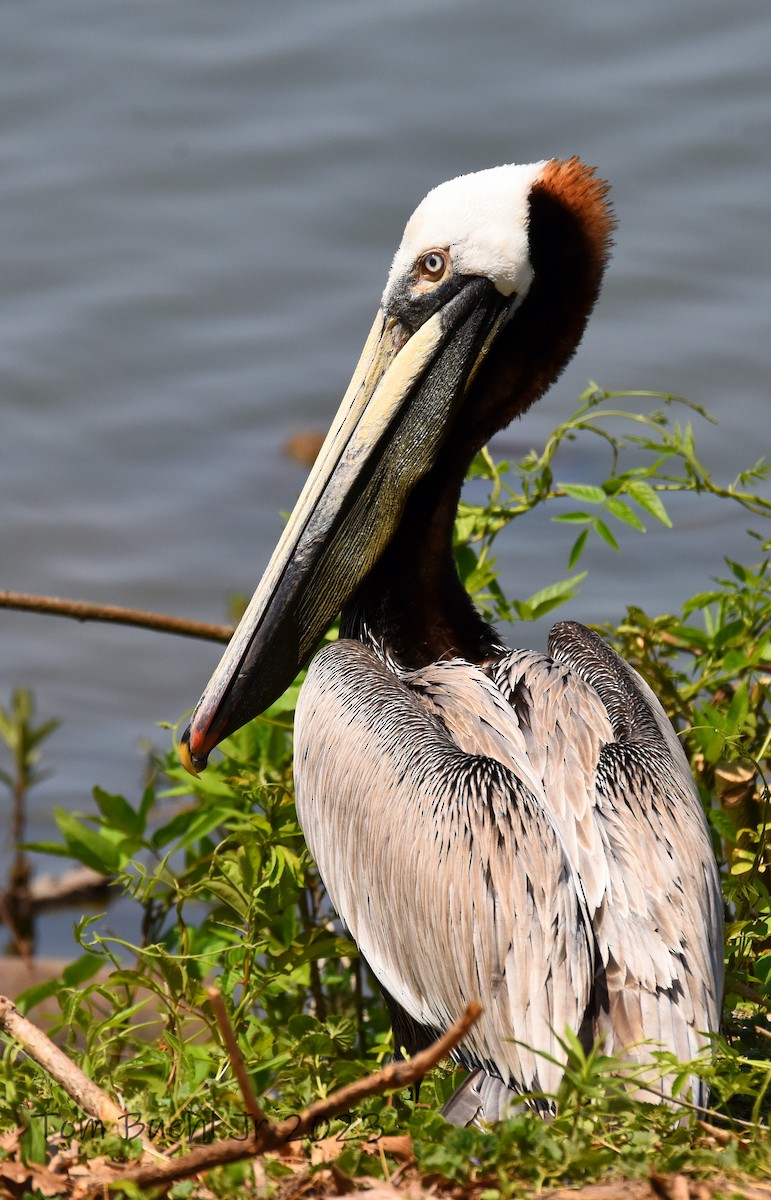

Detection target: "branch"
[0, 590, 233, 644]
[73, 1001, 483, 1198]
[207, 987, 268, 1129]
[29, 866, 112, 911]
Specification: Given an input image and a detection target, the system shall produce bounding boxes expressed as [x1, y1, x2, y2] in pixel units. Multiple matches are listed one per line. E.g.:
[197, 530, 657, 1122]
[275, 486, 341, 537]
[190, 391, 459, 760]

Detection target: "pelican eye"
[417, 249, 449, 283]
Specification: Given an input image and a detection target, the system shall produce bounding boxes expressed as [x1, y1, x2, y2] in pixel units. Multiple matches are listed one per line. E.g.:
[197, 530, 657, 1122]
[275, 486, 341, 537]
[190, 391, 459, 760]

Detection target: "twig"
[0, 590, 233, 644]
[697, 1120, 735, 1147]
[297, 886, 327, 1023]
[207, 987, 267, 1128]
[73, 1001, 483, 1198]
[0, 994, 160, 1158]
[730, 980, 770, 1009]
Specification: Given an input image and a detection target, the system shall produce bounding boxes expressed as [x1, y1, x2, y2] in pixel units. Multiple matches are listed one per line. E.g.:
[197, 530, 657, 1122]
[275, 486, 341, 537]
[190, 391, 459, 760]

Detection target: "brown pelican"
[181, 158, 724, 1123]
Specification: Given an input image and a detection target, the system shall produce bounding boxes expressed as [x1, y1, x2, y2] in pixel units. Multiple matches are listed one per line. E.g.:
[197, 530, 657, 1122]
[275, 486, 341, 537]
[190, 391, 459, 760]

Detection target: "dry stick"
[207, 987, 267, 1129]
[74, 1001, 483, 1198]
[0, 590, 233, 644]
[0, 995, 161, 1159]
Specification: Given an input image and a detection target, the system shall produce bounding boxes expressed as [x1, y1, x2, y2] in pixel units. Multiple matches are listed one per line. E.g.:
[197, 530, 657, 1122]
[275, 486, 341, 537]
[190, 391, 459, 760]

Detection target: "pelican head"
[182, 157, 613, 771]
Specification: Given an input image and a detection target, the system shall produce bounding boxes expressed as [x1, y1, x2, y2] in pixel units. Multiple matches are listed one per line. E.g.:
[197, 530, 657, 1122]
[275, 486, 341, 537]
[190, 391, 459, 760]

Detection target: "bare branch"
[0, 590, 233, 644]
[207, 987, 268, 1129]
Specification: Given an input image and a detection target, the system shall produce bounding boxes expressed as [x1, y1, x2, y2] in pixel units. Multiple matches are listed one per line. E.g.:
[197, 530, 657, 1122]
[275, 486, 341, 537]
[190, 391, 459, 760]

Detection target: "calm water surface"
[1, 0, 770, 950]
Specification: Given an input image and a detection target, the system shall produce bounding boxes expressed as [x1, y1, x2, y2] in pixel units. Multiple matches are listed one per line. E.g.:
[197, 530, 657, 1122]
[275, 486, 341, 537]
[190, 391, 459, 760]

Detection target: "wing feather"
[408, 621, 722, 1096]
[519, 621, 722, 1097]
[295, 619, 722, 1115]
[295, 638, 596, 1098]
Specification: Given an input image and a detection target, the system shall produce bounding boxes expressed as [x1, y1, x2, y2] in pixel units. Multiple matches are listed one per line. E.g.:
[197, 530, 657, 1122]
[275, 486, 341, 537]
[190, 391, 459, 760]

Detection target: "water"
[1, 0, 769, 952]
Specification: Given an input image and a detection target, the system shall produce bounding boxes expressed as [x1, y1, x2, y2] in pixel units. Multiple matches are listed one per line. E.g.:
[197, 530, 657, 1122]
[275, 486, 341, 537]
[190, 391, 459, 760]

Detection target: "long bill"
[181, 277, 510, 774]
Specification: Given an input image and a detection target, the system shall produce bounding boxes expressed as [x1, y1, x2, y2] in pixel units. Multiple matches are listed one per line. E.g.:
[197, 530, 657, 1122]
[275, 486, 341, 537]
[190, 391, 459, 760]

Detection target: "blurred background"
[1, 0, 770, 949]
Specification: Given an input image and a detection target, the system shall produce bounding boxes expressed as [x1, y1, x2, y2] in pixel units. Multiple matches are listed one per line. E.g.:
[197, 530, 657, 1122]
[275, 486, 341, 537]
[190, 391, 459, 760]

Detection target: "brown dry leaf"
[697, 1119, 734, 1147]
[68, 1154, 124, 1178]
[270, 1141, 309, 1167]
[274, 1165, 315, 1200]
[343, 1182, 430, 1200]
[0, 1159, 68, 1198]
[310, 1133, 413, 1167]
[715, 758, 759, 838]
[0, 1162, 31, 1185]
[544, 1178, 771, 1200]
[360, 1135, 413, 1162]
[547, 1182, 657, 1200]
[311, 1137, 350, 1165]
[47, 1143, 81, 1175]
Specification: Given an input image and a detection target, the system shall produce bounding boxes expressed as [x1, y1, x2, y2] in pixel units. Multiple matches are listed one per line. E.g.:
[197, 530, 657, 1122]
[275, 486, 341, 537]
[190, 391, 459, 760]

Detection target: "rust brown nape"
[467, 156, 614, 451]
[538, 157, 616, 271]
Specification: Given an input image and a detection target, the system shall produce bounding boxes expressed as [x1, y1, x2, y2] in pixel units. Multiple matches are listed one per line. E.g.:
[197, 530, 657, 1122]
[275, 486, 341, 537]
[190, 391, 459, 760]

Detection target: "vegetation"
[0, 386, 769, 1198]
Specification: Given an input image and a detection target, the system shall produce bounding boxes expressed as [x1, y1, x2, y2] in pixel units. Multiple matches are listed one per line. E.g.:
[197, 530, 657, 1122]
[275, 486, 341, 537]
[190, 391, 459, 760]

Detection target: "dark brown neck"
[340, 451, 502, 668]
[342, 158, 614, 671]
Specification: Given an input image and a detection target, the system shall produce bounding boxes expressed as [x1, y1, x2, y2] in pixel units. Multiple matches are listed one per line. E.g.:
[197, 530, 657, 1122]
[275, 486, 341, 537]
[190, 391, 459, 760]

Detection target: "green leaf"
[667, 623, 711, 651]
[714, 619, 747, 651]
[627, 480, 672, 526]
[592, 518, 620, 551]
[605, 497, 646, 531]
[552, 511, 593, 525]
[93, 786, 146, 838]
[150, 804, 232, 851]
[568, 529, 589, 568]
[63, 953, 105, 989]
[20, 1111, 48, 1165]
[559, 483, 607, 504]
[519, 574, 587, 620]
[53, 808, 130, 873]
[15, 978, 61, 1013]
[18, 840, 73, 858]
[264, 682, 302, 719]
[708, 808, 738, 843]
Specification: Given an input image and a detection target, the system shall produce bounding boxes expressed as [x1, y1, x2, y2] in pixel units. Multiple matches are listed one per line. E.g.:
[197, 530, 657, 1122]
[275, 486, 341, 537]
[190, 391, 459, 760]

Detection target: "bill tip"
[179, 728, 207, 777]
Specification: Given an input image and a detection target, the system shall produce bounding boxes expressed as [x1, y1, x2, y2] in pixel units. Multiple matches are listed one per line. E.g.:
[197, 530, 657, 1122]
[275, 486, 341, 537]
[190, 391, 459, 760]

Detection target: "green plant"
[0, 689, 59, 956]
[2, 387, 769, 1196]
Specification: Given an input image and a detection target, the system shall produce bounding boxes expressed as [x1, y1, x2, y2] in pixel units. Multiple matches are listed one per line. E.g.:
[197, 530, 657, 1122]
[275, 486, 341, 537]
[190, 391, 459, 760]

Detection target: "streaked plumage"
[183, 158, 724, 1123]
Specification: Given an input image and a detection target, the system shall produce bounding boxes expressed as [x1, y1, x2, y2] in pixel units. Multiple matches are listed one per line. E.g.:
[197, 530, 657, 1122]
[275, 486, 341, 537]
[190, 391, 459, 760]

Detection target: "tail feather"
[441, 1069, 523, 1127]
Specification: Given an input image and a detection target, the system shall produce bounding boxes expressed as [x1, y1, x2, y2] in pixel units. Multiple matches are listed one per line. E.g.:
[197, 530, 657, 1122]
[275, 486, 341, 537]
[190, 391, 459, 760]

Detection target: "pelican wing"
[295, 638, 596, 1098]
[491, 622, 723, 1095]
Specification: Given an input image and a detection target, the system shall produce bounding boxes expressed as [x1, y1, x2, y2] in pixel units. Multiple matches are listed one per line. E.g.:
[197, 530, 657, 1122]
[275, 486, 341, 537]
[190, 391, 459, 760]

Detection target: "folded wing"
[295, 638, 596, 1101]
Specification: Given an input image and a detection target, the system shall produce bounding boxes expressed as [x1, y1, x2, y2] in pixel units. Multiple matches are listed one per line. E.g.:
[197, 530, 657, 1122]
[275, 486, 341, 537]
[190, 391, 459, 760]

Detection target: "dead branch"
[72, 1001, 483, 1198]
[207, 986, 268, 1128]
[29, 866, 113, 911]
[0, 590, 233, 644]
